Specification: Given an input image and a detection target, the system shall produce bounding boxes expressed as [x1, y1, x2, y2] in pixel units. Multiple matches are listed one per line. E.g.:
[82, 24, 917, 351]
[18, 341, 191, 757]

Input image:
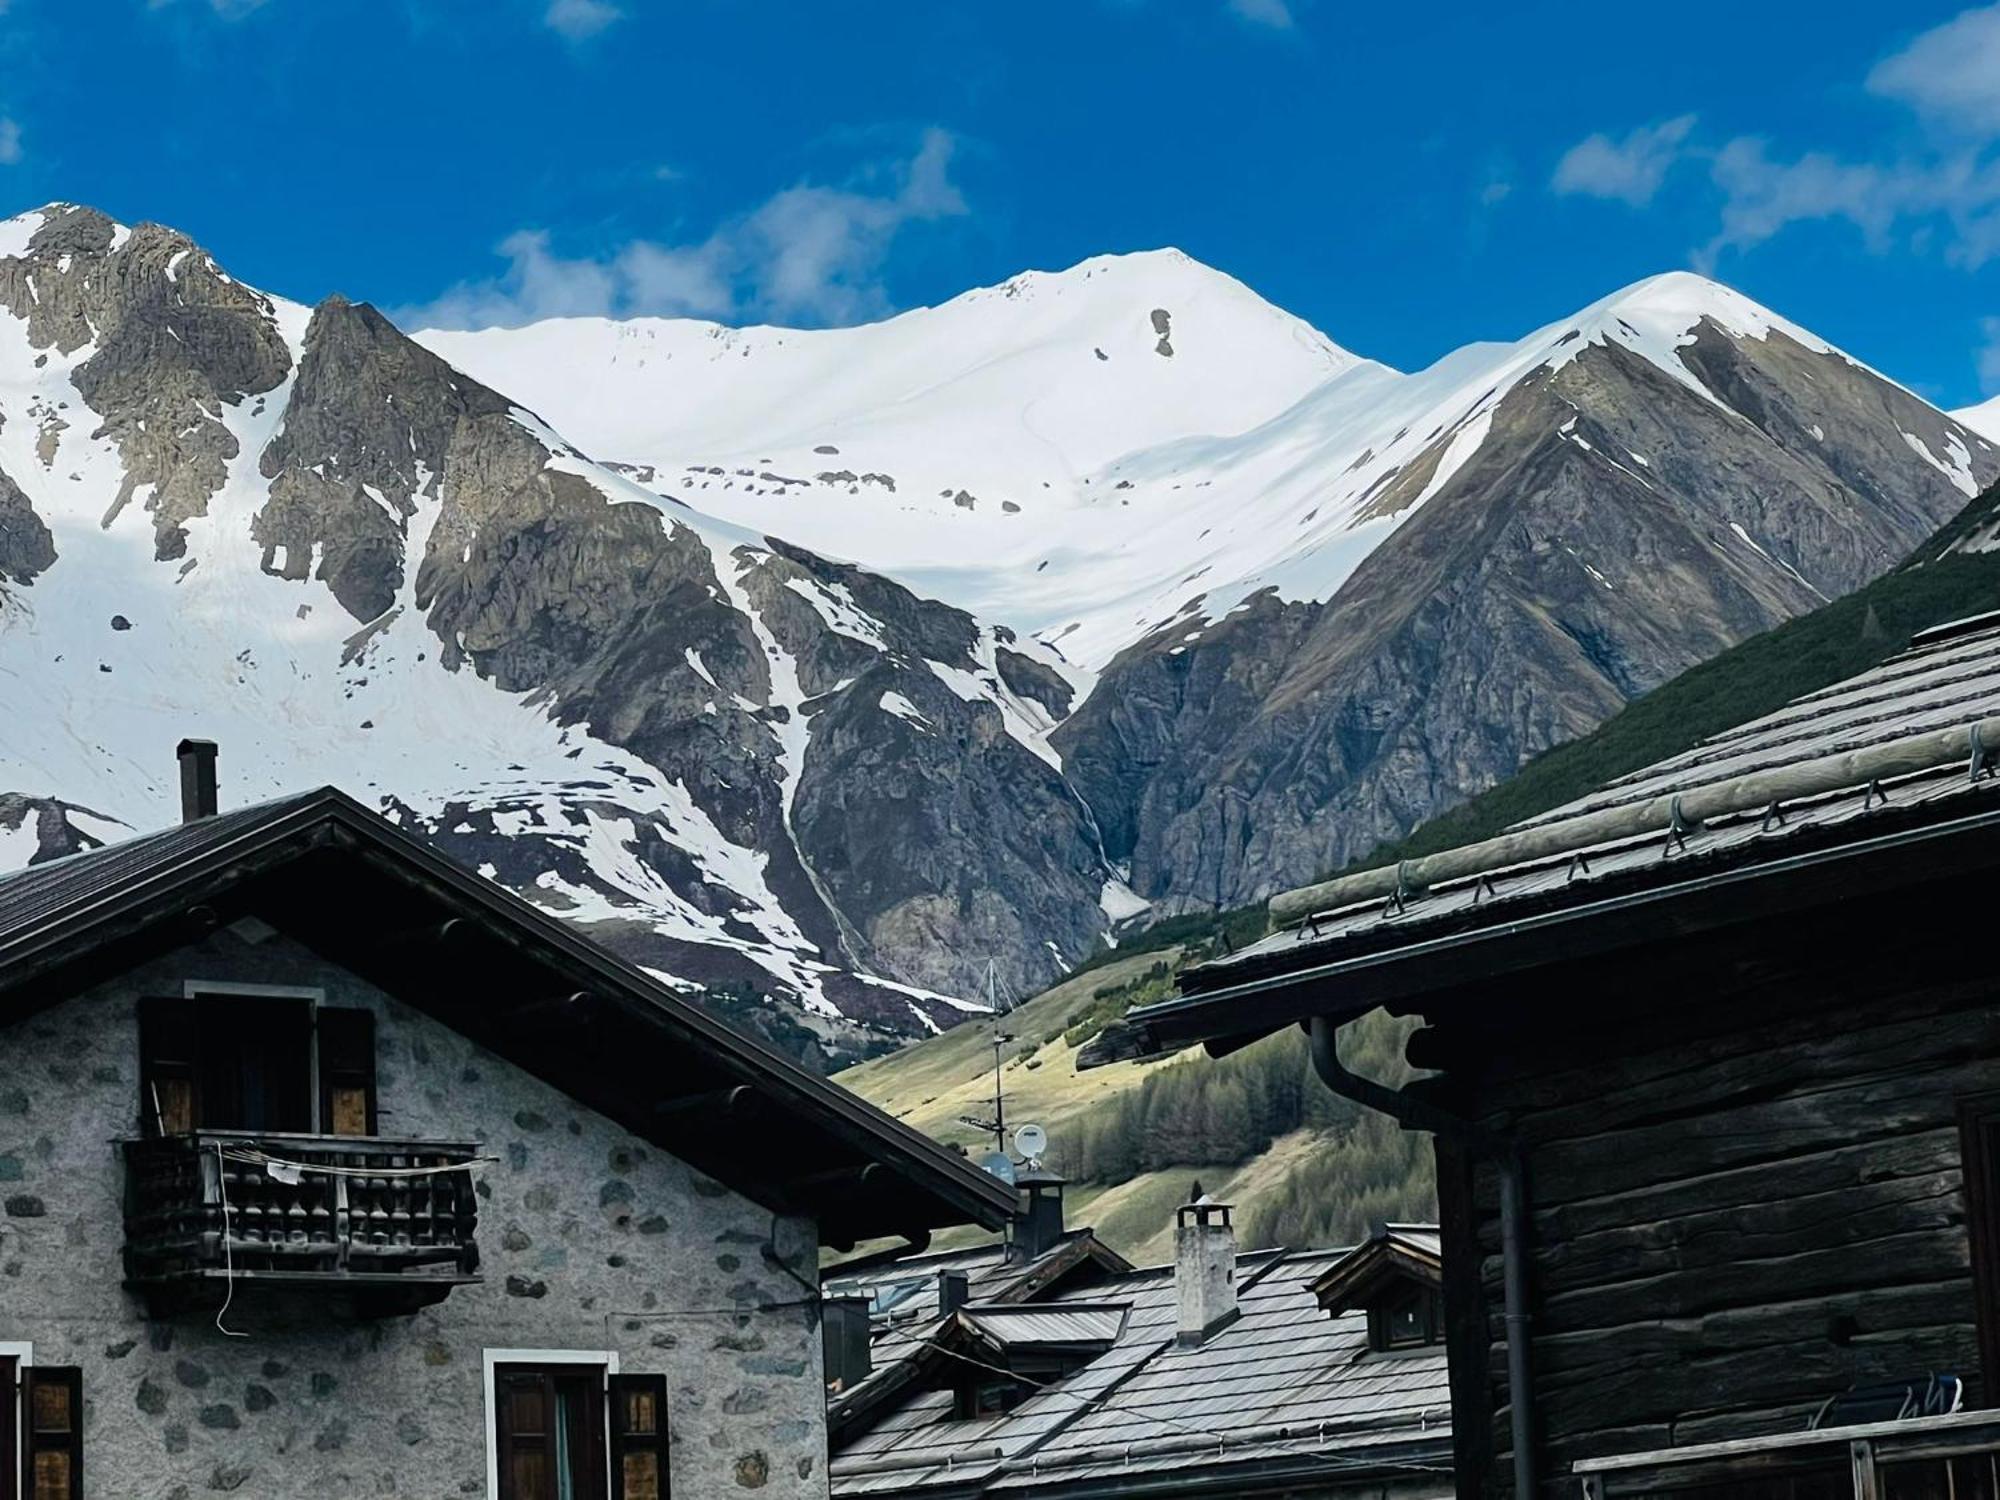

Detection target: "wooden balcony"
[123, 1131, 482, 1317]
[1578, 1407, 2000, 1500]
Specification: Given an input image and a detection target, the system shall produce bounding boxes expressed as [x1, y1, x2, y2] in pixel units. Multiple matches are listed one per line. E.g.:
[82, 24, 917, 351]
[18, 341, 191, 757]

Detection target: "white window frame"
[481, 1347, 620, 1500]
[0, 1340, 32, 1497]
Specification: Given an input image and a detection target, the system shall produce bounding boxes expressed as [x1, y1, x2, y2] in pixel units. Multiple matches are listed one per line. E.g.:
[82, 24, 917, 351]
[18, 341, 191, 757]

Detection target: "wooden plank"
[1524, 1279, 1974, 1380]
[1516, 1058, 2000, 1209]
[1526, 1321, 1979, 1452]
[1465, 964, 1993, 1137]
[1528, 1171, 1967, 1293]
[1506, 993, 2000, 1150]
[1534, 1129, 1961, 1243]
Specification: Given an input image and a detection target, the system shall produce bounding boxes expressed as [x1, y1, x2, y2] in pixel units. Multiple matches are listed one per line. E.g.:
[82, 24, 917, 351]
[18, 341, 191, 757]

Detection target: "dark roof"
[826, 1230, 1137, 1441]
[830, 1238, 1452, 1498]
[0, 786, 1013, 1243]
[1312, 1225, 1442, 1316]
[1097, 611, 2000, 1061]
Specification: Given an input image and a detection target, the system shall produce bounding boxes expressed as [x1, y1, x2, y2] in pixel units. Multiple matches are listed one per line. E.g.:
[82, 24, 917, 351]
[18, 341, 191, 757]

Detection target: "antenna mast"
[958, 960, 1013, 1158]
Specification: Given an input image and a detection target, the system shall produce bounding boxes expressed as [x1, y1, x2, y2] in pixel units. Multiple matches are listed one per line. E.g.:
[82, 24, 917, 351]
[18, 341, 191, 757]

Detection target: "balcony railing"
[123, 1131, 482, 1316]
[1578, 1408, 2000, 1500]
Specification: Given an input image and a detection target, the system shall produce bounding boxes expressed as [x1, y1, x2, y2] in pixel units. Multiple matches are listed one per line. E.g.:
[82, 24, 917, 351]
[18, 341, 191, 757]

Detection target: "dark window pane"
[193, 996, 313, 1132]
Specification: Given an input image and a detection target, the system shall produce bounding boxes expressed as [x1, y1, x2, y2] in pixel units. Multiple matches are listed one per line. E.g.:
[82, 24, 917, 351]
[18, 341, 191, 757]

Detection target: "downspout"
[1311, 1014, 1537, 1500]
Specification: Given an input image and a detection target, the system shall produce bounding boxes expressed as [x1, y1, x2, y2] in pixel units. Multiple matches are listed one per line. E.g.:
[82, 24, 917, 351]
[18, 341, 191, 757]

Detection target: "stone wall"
[0, 921, 828, 1498]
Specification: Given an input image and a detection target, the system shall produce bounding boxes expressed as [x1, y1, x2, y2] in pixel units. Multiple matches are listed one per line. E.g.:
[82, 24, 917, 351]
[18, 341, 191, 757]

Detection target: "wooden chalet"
[1085, 611, 2000, 1500]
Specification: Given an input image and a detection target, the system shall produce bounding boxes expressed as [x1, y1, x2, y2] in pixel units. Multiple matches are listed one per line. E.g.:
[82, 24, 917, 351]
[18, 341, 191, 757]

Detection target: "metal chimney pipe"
[176, 739, 218, 823]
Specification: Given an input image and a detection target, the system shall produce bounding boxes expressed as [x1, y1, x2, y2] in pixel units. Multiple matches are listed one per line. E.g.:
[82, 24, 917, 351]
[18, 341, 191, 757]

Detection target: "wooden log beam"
[504, 991, 594, 1036]
[653, 1083, 761, 1122]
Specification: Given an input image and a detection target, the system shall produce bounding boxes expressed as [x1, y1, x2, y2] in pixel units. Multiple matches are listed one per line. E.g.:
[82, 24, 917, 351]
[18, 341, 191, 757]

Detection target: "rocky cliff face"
[1059, 318, 1997, 907]
[0, 204, 1112, 1063]
[0, 204, 1993, 1064]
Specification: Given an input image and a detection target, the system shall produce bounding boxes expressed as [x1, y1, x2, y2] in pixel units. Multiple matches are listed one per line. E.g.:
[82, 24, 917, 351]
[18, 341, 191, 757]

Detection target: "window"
[485, 1353, 668, 1500]
[955, 1377, 1033, 1420]
[138, 991, 376, 1137]
[497, 1365, 606, 1500]
[1368, 1283, 1444, 1352]
[0, 1352, 82, 1500]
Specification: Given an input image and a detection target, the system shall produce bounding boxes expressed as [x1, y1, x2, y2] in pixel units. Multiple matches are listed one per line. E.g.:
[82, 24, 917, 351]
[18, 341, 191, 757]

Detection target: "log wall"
[1425, 892, 2000, 1500]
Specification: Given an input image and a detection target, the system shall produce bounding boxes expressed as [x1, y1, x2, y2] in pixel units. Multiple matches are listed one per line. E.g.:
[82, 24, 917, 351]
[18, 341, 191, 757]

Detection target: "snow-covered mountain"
[425, 268, 1991, 674]
[417, 250, 1354, 664]
[1959, 396, 2000, 443]
[427, 258, 1998, 910]
[0, 200, 1992, 1064]
[0, 204, 1130, 1064]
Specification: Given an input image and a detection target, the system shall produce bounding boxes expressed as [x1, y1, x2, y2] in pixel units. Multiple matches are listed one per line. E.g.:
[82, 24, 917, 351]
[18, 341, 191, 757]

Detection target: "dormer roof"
[1311, 1223, 1443, 1316]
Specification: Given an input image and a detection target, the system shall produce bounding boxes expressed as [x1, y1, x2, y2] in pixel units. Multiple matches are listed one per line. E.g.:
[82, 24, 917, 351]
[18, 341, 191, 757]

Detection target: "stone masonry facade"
[0, 922, 828, 1498]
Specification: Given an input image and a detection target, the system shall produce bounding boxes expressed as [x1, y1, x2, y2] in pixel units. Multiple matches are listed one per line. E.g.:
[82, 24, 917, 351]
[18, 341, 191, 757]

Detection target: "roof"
[0, 785, 1014, 1243]
[962, 1305, 1129, 1352]
[826, 1231, 1137, 1440]
[1311, 1225, 1442, 1316]
[1093, 610, 2000, 1062]
[830, 1234, 1452, 1498]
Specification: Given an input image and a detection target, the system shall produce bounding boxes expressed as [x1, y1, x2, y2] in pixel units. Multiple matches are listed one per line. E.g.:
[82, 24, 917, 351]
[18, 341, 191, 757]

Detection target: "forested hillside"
[837, 954, 1435, 1261]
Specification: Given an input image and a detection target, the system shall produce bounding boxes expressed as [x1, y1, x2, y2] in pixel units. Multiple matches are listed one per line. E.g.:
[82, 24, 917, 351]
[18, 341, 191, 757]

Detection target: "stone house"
[0, 744, 1013, 1499]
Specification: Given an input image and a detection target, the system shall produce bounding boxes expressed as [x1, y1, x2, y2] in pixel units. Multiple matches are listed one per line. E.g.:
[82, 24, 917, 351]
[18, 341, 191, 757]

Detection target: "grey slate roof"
[963, 1305, 1128, 1350]
[1143, 609, 2000, 1031]
[0, 789, 327, 965]
[830, 1233, 1453, 1497]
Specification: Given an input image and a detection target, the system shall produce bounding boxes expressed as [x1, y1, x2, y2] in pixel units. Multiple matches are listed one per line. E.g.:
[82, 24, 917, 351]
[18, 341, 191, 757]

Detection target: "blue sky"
[4, 0, 1998, 405]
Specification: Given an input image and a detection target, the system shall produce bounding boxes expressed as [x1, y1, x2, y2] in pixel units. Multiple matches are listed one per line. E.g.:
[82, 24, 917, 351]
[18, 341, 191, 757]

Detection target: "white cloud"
[1551, 115, 1697, 207]
[544, 0, 622, 41]
[1981, 316, 2000, 393]
[0, 120, 20, 167]
[404, 128, 968, 331]
[1868, 3, 2000, 137]
[1558, 9, 2000, 273]
[1703, 139, 1901, 261]
[1226, 0, 1294, 28]
[1696, 135, 2000, 271]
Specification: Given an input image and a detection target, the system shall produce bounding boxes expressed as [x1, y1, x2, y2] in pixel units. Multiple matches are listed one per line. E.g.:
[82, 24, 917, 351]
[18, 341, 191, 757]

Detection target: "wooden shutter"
[138, 996, 198, 1135]
[496, 1368, 553, 1500]
[610, 1375, 669, 1500]
[21, 1366, 81, 1500]
[317, 1008, 377, 1136]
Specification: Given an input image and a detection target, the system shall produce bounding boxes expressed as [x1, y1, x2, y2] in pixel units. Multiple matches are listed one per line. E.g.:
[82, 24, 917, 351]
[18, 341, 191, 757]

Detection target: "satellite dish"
[1012, 1123, 1048, 1163]
[979, 1151, 1018, 1187]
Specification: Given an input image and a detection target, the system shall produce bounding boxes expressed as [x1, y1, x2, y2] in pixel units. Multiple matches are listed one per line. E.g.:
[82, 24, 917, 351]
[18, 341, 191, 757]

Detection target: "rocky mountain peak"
[0, 208, 1993, 1066]
[0, 202, 292, 560]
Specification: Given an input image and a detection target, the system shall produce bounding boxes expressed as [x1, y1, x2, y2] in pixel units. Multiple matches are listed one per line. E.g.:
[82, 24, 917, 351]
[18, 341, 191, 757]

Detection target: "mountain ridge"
[0, 199, 1992, 1065]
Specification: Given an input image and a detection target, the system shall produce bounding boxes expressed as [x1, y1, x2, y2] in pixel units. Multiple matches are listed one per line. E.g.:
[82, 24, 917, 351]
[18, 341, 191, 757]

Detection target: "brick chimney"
[1175, 1197, 1239, 1345]
[176, 739, 218, 823]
